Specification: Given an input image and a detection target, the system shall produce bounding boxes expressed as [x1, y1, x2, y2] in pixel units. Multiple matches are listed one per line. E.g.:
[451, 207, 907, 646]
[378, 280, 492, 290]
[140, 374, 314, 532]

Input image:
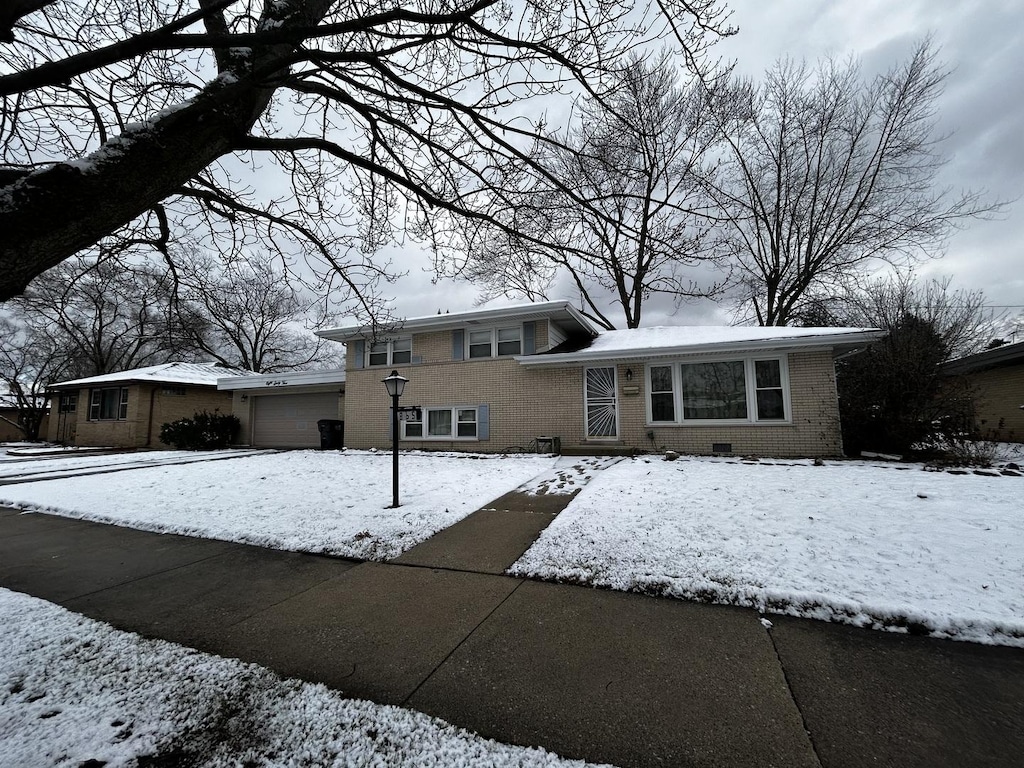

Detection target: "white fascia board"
[516, 330, 887, 367]
[316, 301, 598, 341]
[217, 369, 347, 391]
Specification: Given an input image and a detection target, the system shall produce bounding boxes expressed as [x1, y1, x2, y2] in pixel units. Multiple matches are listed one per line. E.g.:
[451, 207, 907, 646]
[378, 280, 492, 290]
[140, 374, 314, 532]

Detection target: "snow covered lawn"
[1, 451, 556, 560]
[0, 588, 606, 768]
[510, 457, 1024, 646]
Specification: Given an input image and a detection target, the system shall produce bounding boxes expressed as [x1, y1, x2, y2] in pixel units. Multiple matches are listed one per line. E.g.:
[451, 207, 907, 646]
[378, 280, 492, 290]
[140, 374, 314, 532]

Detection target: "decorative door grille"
[585, 367, 618, 438]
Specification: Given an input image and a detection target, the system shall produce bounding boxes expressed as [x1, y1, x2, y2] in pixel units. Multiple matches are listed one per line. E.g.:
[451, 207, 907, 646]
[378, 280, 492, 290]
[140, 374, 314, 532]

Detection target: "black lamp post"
[382, 369, 408, 507]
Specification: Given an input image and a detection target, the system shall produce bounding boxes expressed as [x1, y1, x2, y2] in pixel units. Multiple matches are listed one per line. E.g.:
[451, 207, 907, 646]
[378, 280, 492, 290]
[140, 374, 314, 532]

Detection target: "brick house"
[316, 302, 885, 457]
[47, 362, 246, 448]
[943, 340, 1024, 442]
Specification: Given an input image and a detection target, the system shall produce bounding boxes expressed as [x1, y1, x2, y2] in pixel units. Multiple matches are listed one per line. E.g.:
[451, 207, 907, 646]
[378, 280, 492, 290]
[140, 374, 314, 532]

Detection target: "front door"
[585, 366, 618, 439]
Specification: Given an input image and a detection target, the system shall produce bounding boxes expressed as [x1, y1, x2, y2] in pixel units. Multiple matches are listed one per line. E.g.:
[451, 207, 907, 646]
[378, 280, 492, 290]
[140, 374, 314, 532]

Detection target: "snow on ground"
[1, 450, 557, 560]
[0, 588, 609, 768]
[509, 456, 1024, 646]
[515, 456, 622, 496]
[0, 448, 270, 478]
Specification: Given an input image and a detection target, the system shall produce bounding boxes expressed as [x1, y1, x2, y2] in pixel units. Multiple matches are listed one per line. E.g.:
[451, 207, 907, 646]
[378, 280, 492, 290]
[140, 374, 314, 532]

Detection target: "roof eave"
[316, 300, 599, 341]
[516, 331, 887, 366]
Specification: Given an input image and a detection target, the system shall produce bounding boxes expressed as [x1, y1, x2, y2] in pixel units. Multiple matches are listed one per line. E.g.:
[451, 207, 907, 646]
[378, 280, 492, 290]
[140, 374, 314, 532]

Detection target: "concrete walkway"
[2, 475, 1023, 767]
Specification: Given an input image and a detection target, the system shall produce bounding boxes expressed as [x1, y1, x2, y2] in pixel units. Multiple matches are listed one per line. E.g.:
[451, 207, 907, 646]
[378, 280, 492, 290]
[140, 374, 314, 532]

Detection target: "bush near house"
[159, 411, 240, 450]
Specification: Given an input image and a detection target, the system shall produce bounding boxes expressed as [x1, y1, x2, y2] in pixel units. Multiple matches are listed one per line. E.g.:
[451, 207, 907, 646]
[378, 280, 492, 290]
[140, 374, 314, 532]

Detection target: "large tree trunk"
[0, 0, 332, 300]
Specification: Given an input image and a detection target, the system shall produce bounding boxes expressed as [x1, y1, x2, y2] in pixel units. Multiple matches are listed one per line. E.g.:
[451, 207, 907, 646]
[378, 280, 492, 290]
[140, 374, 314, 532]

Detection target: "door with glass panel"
[585, 366, 618, 439]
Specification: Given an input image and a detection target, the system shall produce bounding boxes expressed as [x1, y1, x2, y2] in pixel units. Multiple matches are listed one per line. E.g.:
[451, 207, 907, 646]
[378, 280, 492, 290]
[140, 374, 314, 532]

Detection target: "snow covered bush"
[159, 411, 239, 450]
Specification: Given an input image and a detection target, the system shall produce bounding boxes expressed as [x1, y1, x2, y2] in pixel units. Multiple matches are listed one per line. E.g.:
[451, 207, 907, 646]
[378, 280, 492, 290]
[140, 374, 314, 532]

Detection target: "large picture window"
[367, 337, 411, 367]
[403, 407, 478, 440]
[89, 387, 129, 421]
[647, 357, 789, 424]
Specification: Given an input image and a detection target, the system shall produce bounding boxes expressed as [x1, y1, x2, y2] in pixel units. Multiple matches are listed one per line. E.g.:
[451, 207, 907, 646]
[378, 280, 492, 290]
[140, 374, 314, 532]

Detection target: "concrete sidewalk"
[2, 494, 1023, 767]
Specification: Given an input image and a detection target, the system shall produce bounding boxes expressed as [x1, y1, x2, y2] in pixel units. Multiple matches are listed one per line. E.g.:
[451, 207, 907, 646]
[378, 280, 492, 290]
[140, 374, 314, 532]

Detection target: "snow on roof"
[519, 325, 885, 365]
[50, 362, 250, 389]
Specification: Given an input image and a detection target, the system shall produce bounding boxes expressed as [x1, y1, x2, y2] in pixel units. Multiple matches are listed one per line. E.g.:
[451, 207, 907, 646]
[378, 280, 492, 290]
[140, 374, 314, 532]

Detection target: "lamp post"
[382, 370, 408, 508]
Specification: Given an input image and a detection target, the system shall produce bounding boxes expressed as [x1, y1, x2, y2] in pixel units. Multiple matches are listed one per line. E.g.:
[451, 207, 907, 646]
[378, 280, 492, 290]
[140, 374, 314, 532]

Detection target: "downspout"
[146, 385, 157, 447]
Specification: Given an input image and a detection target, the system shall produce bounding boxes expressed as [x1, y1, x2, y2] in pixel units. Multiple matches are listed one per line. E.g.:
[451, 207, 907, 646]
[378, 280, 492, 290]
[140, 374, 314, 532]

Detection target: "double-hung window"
[648, 357, 789, 424]
[89, 387, 129, 421]
[367, 337, 411, 367]
[467, 326, 521, 358]
[403, 407, 478, 440]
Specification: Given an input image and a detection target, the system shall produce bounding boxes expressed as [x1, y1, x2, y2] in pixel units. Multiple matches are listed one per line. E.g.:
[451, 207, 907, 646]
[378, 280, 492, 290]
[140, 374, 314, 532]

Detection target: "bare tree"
[173, 250, 343, 372]
[10, 257, 194, 378]
[810, 273, 991, 455]
[0, 0, 734, 309]
[0, 314, 65, 440]
[450, 54, 724, 330]
[707, 41, 999, 326]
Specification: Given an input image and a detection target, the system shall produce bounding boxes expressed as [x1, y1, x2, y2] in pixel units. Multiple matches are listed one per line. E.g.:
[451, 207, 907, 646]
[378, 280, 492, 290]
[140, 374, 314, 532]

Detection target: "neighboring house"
[943, 340, 1024, 442]
[316, 301, 885, 457]
[47, 362, 246, 448]
[217, 369, 346, 448]
[0, 393, 49, 442]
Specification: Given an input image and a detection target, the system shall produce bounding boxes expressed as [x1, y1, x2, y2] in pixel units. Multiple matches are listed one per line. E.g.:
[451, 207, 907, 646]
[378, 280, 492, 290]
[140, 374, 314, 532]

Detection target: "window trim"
[88, 386, 130, 421]
[462, 325, 522, 359]
[645, 355, 791, 426]
[365, 336, 412, 367]
[402, 406, 479, 441]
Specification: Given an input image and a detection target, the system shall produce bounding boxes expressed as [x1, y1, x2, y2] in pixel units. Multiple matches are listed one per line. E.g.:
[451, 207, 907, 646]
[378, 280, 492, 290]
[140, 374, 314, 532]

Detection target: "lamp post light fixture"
[382, 370, 408, 508]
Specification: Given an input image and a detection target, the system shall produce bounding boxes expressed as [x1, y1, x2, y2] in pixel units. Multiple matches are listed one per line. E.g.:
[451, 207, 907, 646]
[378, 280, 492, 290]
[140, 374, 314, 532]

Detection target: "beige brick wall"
[47, 384, 231, 448]
[343, 348, 844, 457]
[150, 385, 234, 447]
[968, 364, 1024, 441]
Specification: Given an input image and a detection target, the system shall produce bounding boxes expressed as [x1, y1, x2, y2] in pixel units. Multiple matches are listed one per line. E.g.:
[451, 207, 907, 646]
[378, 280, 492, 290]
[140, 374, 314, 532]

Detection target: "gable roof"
[943, 339, 1024, 375]
[517, 325, 886, 366]
[49, 362, 249, 390]
[316, 300, 598, 342]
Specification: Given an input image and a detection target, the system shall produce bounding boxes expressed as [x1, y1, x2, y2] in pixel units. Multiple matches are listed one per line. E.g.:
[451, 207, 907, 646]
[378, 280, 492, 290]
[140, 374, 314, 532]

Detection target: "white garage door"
[252, 392, 341, 448]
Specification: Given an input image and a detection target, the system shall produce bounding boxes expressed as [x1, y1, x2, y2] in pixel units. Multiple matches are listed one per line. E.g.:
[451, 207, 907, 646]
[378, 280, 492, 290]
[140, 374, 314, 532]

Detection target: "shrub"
[159, 410, 240, 450]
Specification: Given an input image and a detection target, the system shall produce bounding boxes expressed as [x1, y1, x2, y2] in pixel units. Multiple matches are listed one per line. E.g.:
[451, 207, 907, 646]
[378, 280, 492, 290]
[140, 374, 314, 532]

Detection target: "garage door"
[252, 392, 341, 448]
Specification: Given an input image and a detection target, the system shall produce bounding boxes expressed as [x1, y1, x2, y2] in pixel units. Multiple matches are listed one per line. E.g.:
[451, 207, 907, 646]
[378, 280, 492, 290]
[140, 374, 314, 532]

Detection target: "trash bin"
[317, 419, 344, 449]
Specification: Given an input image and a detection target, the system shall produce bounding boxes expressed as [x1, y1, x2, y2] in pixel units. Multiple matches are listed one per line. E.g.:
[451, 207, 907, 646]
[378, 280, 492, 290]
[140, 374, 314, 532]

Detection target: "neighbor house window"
[466, 326, 521, 358]
[89, 387, 129, 421]
[402, 407, 478, 440]
[161, 386, 187, 396]
[367, 337, 411, 367]
[647, 357, 789, 424]
[58, 393, 78, 413]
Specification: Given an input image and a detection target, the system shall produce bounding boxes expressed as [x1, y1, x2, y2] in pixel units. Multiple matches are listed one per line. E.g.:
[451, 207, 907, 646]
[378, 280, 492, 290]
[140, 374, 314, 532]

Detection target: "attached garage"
[217, 369, 346, 449]
[252, 391, 341, 448]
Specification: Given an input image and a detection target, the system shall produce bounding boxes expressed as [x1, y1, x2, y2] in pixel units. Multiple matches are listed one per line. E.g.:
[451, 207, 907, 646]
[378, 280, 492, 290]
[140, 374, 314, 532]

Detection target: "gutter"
[514, 330, 887, 367]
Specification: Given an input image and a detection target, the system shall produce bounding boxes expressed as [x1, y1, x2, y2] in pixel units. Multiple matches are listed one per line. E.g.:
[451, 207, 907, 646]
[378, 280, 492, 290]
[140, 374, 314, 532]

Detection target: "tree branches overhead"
[0, 0, 734, 304]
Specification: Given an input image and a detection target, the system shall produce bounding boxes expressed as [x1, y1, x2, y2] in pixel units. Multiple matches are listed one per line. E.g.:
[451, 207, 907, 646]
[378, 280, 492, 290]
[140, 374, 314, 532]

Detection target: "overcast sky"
[371, 0, 1024, 328]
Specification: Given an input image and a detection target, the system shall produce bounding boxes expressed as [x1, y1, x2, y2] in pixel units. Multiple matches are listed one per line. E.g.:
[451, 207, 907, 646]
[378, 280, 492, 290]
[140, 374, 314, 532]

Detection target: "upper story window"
[647, 357, 789, 425]
[89, 387, 129, 421]
[367, 337, 411, 367]
[467, 326, 521, 359]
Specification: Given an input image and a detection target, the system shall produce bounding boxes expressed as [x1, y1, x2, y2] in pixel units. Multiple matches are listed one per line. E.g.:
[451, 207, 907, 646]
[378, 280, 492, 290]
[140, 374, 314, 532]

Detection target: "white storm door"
[585, 366, 618, 439]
